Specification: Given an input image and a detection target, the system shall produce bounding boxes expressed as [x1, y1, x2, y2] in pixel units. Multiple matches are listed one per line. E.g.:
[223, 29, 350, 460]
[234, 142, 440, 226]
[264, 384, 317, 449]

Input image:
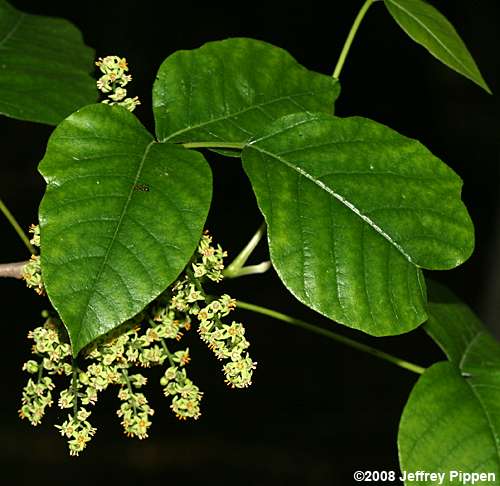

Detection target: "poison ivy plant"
[0, 0, 495, 472]
[0, 0, 96, 124]
[399, 283, 500, 482]
[37, 38, 343, 355]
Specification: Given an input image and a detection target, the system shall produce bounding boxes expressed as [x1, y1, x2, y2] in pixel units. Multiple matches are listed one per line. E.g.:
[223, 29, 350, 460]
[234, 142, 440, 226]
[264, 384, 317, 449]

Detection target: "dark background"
[1, 1, 498, 484]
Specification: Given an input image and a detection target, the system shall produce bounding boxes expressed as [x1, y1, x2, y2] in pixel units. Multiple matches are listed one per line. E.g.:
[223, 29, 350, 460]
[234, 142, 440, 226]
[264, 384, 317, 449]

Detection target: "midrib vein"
[162, 89, 332, 142]
[249, 145, 414, 264]
[73, 140, 155, 347]
[0, 12, 25, 49]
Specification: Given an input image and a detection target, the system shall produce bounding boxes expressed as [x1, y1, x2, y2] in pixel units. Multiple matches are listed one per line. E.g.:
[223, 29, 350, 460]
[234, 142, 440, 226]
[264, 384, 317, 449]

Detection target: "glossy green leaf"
[242, 112, 474, 335]
[39, 104, 212, 355]
[399, 287, 500, 482]
[0, 0, 97, 125]
[399, 363, 500, 484]
[384, 0, 491, 93]
[153, 38, 340, 144]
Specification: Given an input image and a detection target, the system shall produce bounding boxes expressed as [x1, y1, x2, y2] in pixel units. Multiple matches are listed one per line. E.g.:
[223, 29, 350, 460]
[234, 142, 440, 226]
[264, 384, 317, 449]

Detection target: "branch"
[0, 261, 27, 279]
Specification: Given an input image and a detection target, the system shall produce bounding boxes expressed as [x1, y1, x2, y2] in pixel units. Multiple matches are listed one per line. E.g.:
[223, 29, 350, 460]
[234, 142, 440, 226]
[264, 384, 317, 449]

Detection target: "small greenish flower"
[108, 86, 127, 101]
[58, 389, 75, 409]
[119, 96, 141, 112]
[172, 348, 191, 366]
[129, 374, 147, 388]
[22, 360, 38, 374]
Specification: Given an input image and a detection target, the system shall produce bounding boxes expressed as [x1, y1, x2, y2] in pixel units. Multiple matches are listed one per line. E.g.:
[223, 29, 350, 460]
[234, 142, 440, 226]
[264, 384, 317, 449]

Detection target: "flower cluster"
[19, 230, 256, 456]
[19, 321, 71, 426]
[192, 232, 228, 282]
[116, 372, 154, 439]
[161, 363, 203, 420]
[19, 374, 54, 426]
[22, 225, 44, 295]
[152, 233, 257, 388]
[197, 297, 256, 388]
[190, 232, 257, 388]
[55, 409, 96, 456]
[96, 55, 140, 111]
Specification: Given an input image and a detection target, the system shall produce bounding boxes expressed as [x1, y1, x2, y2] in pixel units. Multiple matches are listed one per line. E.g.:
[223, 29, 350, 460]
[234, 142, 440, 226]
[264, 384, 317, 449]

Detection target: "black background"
[1, 1, 498, 484]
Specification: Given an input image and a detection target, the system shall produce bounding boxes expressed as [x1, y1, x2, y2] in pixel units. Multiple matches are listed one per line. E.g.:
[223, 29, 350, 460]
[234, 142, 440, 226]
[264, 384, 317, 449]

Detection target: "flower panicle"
[188, 233, 257, 389]
[197, 302, 257, 388]
[96, 55, 140, 111]
[19, 320, 73, 424]
[116, 370, 154, 439]
[18, 230, 257, 456]
[160, 363, 203, 421]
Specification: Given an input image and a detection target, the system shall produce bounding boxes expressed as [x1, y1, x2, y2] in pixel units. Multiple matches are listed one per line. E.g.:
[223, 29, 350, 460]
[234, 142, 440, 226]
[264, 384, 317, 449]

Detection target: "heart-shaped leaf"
[153, 38, 340, 144]
[242, 112, 473, 335]
[399, 284, 500, 481]
[0, 0, 97, 125]
[39, 104, 212, 355]
[384, 0, 491, 94]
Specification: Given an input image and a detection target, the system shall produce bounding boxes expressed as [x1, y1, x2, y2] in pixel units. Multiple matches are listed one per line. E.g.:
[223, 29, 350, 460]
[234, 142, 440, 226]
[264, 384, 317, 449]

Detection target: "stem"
[226, 261, 272, 278]
[333, 0, 376, 79]
[159, 338, 176, 368]
[0, 261, 27, 279]
[71, 359, 79, 417]
[236, 300, 426, 375]
[186, 267, 205, 296]
[0, 197, 35, 255]
[182, 141, 246, 150]
[224, 222, 267, 278]
[122, 368, 138, 415]
[147, 316, 177, 366]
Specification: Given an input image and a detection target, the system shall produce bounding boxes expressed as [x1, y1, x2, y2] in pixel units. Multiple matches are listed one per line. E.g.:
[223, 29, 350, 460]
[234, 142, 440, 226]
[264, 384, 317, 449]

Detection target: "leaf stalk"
[0, 197, 35, 255]
[333, 0, 377, 79]
[182, 141, 245, 150]
[236, 299, 426, 375]
[224, 222, 268, 278]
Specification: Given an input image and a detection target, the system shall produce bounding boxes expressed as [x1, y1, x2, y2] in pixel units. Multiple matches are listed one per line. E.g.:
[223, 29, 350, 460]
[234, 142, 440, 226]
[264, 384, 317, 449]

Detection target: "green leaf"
[399, 362, 500, 484]
[384, 0, 491, 94]
[39, 104, 212, 355]
[241, 112, 473, 335]
[153, 38, 340, 144]
[399, 287, 500, 482]
[0, 0, 97, 125]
